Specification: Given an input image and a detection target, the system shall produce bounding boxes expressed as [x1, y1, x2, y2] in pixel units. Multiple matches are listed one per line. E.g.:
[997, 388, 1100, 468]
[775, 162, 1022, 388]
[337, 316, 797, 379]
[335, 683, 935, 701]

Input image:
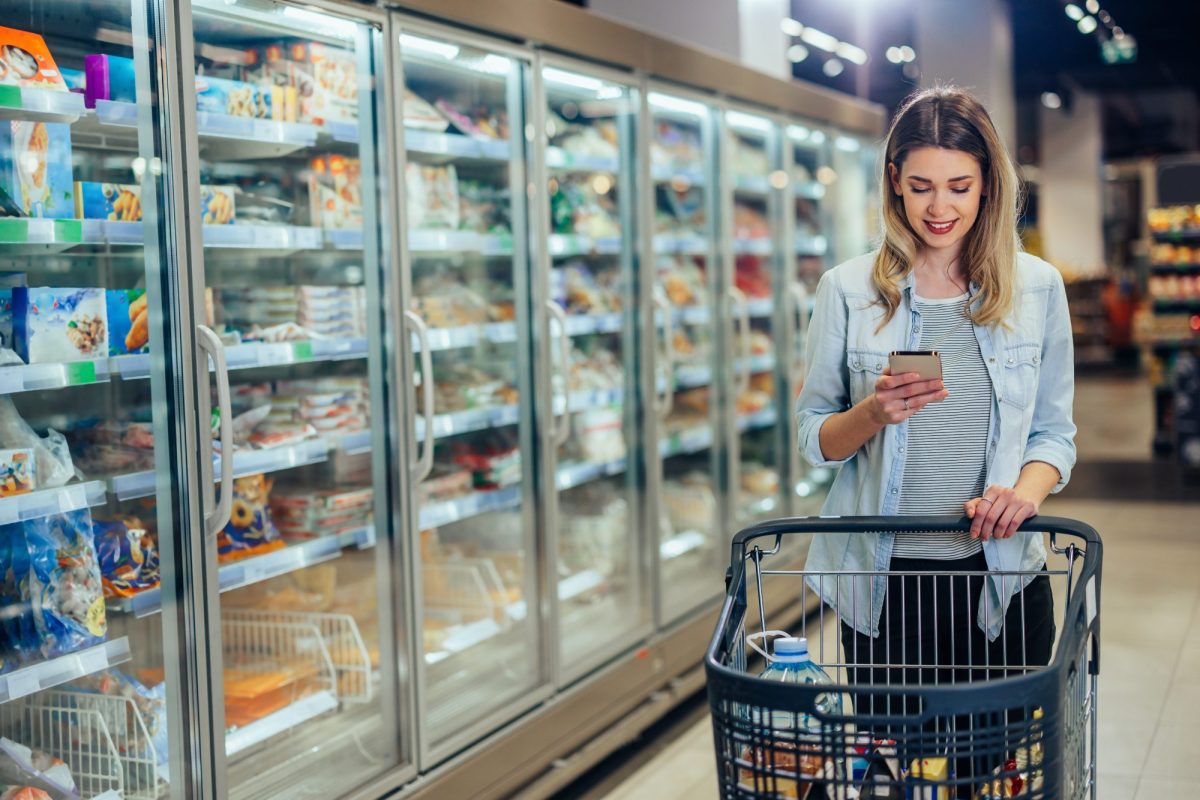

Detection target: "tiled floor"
[583, 376, 1199, 800]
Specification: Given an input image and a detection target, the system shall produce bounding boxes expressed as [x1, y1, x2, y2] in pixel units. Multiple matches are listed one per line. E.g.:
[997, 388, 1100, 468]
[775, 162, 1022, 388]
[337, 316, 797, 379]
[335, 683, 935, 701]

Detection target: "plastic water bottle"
[759, 636, 842, 719]
[758, 637, 843, 792]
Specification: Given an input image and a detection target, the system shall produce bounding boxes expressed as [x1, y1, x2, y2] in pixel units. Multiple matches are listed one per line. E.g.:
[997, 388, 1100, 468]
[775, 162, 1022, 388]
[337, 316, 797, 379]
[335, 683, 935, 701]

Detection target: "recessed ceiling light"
[822, 59, 845, 78]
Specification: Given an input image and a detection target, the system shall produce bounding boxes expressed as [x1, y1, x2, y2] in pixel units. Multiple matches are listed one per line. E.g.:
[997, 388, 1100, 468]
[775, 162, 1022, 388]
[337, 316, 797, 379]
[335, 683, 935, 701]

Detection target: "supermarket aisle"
[570, 375, 1200, 800]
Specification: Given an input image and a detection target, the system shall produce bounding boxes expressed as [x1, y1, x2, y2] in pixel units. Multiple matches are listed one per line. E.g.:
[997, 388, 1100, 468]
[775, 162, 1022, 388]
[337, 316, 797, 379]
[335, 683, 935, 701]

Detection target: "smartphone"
[888, 350, 943, 381]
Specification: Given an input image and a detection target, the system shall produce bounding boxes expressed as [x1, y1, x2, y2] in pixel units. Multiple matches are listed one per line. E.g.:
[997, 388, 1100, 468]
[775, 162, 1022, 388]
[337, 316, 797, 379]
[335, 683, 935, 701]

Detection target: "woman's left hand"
[964, 485, 1039, 541]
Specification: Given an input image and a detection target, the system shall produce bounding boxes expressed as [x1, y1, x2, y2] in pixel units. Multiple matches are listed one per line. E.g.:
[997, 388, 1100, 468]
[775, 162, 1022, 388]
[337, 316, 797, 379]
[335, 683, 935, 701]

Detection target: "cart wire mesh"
[705, 515, 1101, 800]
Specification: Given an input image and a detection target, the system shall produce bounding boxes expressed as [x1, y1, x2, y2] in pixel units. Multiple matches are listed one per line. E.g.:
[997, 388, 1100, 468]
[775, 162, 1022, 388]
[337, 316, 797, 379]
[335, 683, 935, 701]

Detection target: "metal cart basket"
[705, 516, 1102, 800]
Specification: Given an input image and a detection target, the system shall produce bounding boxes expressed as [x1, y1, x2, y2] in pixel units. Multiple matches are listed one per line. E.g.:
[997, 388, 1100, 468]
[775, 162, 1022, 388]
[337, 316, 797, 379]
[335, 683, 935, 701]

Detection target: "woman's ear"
[887, 162, 902, 196]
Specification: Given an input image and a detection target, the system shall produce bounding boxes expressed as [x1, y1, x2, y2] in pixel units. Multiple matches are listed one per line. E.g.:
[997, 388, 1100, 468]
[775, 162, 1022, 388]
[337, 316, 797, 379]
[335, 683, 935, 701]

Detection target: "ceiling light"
[284, 7, 358, 38]
[809, 130, 826, 145]
[1098, 10, 1111, 24]
[1041, 92, 1063, 109]
[899, 46, 916, 63]
[1112, 26, 1124, 38]
[822, 59, 845, 77]
[787, 44, 810, 63]
[597, 86, 624, 100]
[787, 124, 811, 143]
[835, 135, 861, 152]
[1077, 15, 1098, 34]
[1085, 0, 1100, 13]
[800, 27, 840, 53]
[475, 54, 512, 75]
[836, 42, 868, 65]
[768, 170, 789, 190]
[886, 46, 903, 64]
[726, 110, 772, 133]
[648, 92, 707, 117]
[400, 34, 460, 61]
[781, 18, 804, 37]
[1065, 4, 1084, 21]
[543, 67, 605, 92]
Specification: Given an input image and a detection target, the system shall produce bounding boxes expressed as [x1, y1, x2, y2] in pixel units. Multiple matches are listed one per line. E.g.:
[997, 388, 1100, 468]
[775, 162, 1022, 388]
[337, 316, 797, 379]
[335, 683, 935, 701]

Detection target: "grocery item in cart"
[25, 508, 107, 659]
[217, 473, 284, 563]
[0, 121, 73, 219]
[0, 28, 66, 92]
[405, 164, 459, 230]
[905, 757, 951, 799]
[91, 515, 160, 598]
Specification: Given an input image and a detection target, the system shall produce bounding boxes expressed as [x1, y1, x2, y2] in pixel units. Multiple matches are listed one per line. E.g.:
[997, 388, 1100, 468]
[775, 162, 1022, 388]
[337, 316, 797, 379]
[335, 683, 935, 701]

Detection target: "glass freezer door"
[538, 62, 646, 679]
[647, 89, 724, 624]
[786, 122, 833, 515]
[185, 2, 406, 796]
[723, 109, 786, 529]
[0, 2, 196, 797]
[397, 29, 544, 754]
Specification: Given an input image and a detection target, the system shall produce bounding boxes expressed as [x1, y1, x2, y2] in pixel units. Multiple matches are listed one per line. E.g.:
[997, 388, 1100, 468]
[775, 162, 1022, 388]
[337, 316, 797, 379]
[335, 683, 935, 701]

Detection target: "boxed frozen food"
[200, 184, 235, 225]
[0, 448, 33, 496]
[217, 473, 284, 562]
[403, 88, 448, 131]
[107, 289, 149, 355]
[405, 164, 459, 230]
[75, 181, 141, 221]
[260, 40, 358, 124]
[0, 27, 67, 92]
[195, 74, 275, 119]
[0, 272, 25, 356]
[12, 287, 108, 363]
[83, 53, 135, 108]
[308, 154, 361, 230]
[0, 121, 74, 218]
[60, 67, 85, 94]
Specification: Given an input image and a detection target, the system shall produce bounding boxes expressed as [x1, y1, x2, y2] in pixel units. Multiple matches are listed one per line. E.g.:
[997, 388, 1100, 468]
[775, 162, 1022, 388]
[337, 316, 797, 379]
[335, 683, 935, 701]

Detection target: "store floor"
[557, 375, 1199, 800]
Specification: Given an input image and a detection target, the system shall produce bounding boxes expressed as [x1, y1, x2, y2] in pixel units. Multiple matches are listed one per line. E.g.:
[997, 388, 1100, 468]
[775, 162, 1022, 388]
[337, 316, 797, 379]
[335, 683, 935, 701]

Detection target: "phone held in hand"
[888, 350, 943, 381]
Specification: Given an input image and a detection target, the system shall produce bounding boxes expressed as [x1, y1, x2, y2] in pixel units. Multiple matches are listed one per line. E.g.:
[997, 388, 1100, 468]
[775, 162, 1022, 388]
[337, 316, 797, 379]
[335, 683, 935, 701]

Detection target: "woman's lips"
[924, 219, 958, 236]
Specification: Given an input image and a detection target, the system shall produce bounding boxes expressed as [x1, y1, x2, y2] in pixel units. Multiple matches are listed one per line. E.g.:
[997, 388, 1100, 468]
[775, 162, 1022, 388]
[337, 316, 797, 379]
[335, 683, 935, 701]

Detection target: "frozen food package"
[402, 88, 448, 131]
[0, 448, 33, 496]
[106, 289, 149, 356]
[0, 27, 67, 92]
[91, 516, 160, 598]
[308, 154, 362, 230]
[11, 287, 108, 363]
[217, 473, 284, 563]
[0, 397, 76, 488]
[75, 182, 141, 222]
[24, 508, 107, 658]
[199, 185, 236, 225]
[0, 121, 74, 219]
[0, 787, 54, 800]
[0, 737, 74, 799]
[195, 74, 273, 119]
[83, 53, 135, 108]
[253, 40, 358, 125]
[404, 164, 459, 230]
[0, 521, 38, 669]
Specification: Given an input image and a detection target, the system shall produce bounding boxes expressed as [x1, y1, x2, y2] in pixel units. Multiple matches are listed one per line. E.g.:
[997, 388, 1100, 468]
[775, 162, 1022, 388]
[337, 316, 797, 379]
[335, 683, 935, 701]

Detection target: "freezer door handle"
[546, 299, 571, 447]
[197, 325, 233, 538]
[787, 281, 810, 503]
[653, 288, 674, 420]
[405, 310, 435, 481]
[729, 286, 751, 396]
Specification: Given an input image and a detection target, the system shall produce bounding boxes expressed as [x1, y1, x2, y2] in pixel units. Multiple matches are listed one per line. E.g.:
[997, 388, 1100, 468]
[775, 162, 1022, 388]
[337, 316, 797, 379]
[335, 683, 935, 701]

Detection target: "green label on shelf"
[0, 218, 29, 244]
[67, 361, 97, 385]
[0, 85, 20, 108]
[292, 341, 313, 361]
[54, 219, 82, 243]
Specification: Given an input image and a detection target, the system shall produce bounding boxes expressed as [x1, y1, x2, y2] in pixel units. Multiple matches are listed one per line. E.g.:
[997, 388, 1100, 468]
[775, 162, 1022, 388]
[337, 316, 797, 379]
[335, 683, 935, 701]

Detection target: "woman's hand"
[867, 368, 949, 425]
[965, 486, 1039, 541]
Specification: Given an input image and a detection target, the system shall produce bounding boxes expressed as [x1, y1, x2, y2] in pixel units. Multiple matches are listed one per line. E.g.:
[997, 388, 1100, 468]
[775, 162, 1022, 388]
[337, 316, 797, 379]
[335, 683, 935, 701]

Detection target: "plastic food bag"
[26, 509, 107, 658]
[0, 398, 77, 488]
[0, 737, 76, 799]
[91, 516, 160, 598]
[0, 522, 39, 669]
[217, 474, 283, 563]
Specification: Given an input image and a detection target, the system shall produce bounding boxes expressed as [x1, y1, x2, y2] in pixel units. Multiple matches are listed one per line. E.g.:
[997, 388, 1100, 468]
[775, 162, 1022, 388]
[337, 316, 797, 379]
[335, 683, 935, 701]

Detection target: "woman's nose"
[928, 191, 950, 217]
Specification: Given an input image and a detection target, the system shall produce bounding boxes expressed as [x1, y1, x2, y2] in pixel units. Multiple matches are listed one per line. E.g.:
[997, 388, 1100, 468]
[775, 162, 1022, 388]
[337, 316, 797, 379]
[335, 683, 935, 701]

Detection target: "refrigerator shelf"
[0, 480, 107, 526]
[0, 84, 85, 123]
[732, 237, 773, 256]
[408, 229, 514, 256]
[110, 438, 335, 501]
[0, 358, 111, 395]
[0, 217, 83, 254]
[651, 165, 706, 186]
[417, 404, 521, 440]
[546, 148, 619, 174]
[556, 457, 627, 491]
[795, 234, 828, 256]
[795, 181, 826, 200]
[225, 690, 340, 757]
[419, 485, 522, 530]
[549, 234, 622, 258]
[734, 175, 771, 195]
[113, 526, 377, 617]
[736, 354, 776, 374]
[417, 322, 518, 351]
[652, 233, 709, 255]
[660, 425, 713, 458]
[203, 224, 324, 252]
[0, 637, 131, 704]
[406, 129, 512, 162]
[660, 530, 707, 561]
[674, 364, 713, 389]
[737, 407, 779, 432]
[559, 387, 625, 413]
[673, 305, 712, 326]
[745, 298, 773, 318]
[325, 228, 364, 249]
[563, 312, 624, 336]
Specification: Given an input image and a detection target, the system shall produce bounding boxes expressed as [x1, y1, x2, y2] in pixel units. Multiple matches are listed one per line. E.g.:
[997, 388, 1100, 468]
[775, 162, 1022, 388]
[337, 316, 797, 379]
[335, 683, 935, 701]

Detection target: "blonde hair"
[872, 86, 1023, 328]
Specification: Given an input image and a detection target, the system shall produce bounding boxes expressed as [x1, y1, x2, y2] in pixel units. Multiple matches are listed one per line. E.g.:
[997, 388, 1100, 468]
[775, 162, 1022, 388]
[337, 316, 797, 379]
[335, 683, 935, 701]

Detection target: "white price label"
[6, 669, 40, 700]
[77, 646, 108, 676]
[0, 369, 22, 395]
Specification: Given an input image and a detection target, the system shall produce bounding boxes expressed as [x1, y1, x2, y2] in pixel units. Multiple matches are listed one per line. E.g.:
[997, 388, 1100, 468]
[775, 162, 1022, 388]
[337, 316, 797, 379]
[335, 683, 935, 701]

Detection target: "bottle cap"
[773, 637, 808, 656]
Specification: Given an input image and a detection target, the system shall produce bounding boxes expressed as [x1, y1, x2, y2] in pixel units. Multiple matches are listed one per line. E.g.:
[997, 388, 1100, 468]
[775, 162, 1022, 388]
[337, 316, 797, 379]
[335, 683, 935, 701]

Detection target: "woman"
[795, 87, 1076, 782]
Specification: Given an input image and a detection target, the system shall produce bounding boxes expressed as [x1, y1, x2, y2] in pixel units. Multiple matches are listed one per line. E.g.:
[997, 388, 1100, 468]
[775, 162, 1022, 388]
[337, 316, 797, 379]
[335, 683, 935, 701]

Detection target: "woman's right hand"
[866, 368, 949, 425]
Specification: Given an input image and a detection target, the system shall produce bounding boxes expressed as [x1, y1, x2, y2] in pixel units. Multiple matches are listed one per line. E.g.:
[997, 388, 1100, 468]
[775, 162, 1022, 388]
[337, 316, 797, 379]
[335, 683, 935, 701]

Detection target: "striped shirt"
[893, 293, 990, 559]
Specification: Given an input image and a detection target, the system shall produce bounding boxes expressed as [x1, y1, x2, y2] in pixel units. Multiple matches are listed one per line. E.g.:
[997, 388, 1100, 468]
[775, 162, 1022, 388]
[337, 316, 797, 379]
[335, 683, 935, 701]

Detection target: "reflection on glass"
[543, 65, 643, 673]
[401, 33, 540, 746]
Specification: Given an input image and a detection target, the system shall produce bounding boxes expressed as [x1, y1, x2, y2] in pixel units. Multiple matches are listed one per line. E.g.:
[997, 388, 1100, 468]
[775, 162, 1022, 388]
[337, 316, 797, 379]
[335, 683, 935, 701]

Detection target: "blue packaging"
[0, 120, 75, 218]
[106, 288, 148, 355]
[194, 74, 271, 119]
[84, 53, 136, 108]
[12, 287, 109, 363]
[75, 181, 142, 221]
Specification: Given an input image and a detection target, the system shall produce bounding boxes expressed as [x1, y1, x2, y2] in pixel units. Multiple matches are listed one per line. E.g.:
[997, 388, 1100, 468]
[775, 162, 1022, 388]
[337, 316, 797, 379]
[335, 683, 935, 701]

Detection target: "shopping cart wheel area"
[705, 515, 1102, 800]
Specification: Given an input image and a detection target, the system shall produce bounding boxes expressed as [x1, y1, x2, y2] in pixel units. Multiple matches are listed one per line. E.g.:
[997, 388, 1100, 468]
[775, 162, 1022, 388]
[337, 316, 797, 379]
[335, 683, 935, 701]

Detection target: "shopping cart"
[705, 516, 1102, 799]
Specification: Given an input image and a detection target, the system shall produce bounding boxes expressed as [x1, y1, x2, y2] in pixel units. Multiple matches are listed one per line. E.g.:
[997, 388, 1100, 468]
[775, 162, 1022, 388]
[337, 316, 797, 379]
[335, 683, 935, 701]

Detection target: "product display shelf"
[552, 387, 626, 415]
[736, 406, 779, 432]
[112, 526, 377, 617]
[659, 529, 708, 561]
[408, 229, 515, 256]
[795, 233, 828, 256]
[659, 424, 713, 458]
[109, 437, 335, 501]
[325, 228, 364, 250]
[732, 237, 773, 256]
[203, 224, 323, 253]
[0, 84, 86, 123]
[0, 359, 111, 395]
[1152, 229, 1200, 243]
[225, 690, 340, 757]
[0, 638, 132, 704]
[651, 164, 706, 186]
[652, 232, 708, 255]
[734, 175, 771, 195]
[555, 457, 627, 491]
[745, 298, 772, 318]
[672, 305, 712, 326]
[674, 364, 712, 389]
[1151, 262, 1200, 274]
[549, 234, 622, 258]
[0, 217, 83, 254]
[736, 354, 776, 375]
[419, 485, 522, 529]
[1154, 299, 1200, 313]
[794, 180, 825, 200]
[417, 404, 521, 440]
[563, 312, 624, 337]
[546, 147, 618, 174]
[417, 322, 517, 352]
[0, 481, 107, 526]
[405, 128, 511, 162]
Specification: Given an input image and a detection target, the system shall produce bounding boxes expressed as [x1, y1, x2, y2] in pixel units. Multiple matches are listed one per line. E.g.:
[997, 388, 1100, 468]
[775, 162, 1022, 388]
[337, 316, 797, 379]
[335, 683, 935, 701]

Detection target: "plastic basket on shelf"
[705, 515, 1102, 800]
[225, 609, 374, 704]
[424, 558, 513, 624]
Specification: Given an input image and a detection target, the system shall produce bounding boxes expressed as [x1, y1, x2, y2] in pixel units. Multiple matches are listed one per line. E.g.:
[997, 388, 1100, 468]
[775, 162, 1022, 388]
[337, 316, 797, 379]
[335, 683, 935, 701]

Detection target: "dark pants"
[839, 552, 1055, 795]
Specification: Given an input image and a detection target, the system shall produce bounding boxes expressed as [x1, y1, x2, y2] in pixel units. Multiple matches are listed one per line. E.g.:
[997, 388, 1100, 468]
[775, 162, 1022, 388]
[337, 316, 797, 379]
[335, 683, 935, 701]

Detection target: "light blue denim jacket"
[796, 251, 1077, 641]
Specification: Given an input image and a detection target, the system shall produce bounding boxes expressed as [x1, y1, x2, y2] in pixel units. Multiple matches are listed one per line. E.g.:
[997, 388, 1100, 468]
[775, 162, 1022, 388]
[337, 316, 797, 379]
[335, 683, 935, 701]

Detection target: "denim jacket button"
[1033, 355, 1040, 364]
[853, 359, 861, 368]
[1007, 357, 1014, 365]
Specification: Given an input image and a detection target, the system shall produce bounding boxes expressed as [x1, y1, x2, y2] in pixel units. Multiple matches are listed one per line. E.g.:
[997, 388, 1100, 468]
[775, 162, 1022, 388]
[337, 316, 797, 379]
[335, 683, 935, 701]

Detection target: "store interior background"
[550, 1, 1200, 798]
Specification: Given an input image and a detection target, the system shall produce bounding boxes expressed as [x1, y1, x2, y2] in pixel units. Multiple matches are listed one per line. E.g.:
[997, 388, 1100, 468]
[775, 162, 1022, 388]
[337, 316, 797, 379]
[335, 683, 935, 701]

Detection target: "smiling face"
[889, 146, 984, 258]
